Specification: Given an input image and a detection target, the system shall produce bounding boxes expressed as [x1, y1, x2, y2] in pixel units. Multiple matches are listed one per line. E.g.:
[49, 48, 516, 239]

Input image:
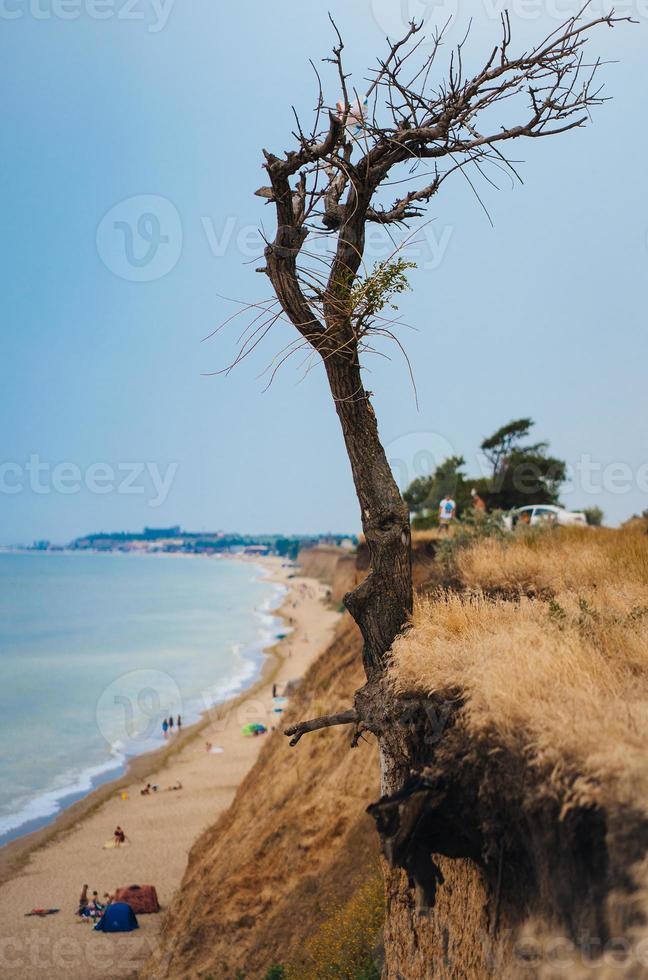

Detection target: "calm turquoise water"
[0, 551, 284, 843]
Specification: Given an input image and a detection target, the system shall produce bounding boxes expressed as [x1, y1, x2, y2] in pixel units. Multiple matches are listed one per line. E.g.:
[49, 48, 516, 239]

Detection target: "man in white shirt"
[438, 494, 456, 532]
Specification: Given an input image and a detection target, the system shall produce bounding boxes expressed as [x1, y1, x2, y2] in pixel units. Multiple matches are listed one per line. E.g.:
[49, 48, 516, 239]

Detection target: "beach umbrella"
[241, 723, 267, 735]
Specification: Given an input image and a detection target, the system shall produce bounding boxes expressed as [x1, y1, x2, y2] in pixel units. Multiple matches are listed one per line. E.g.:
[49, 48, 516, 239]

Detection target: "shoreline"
[0, 551, 288, 868]
[0, 557, 339, 979]
[0, 556, 291, 883]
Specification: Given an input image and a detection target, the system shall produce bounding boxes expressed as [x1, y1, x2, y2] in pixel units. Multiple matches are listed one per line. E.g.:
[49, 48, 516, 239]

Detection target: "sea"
[0, 550, 286, 845]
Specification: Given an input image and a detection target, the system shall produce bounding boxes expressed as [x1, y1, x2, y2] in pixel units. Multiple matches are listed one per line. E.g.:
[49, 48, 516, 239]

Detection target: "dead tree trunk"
[324, 355, 412, 679]
[255, 2, 629, 763]
[254, 7, 628, 749]
[229, 10, 630, 974]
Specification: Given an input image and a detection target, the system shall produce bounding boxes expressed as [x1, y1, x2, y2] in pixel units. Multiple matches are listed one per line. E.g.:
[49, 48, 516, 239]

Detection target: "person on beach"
[114, 825, 126, 846]
[78, 884, 88, 914]
[168, 715, 174, 732]
[90, 891, 105, 913]
[177, 714, 182, 730]
[78, 889, 104, 920]
[162, 718, 169, 738]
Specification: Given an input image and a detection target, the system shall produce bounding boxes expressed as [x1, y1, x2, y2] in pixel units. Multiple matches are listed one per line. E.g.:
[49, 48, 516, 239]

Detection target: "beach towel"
[24, 908, 59, 917]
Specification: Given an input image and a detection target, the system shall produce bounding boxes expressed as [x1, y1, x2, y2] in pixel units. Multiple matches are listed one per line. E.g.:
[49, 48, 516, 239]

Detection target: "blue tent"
[94, 902, 139, 933]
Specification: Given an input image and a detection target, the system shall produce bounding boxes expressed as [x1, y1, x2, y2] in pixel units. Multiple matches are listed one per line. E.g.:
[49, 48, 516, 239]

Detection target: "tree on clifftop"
[404, 455, 476, 525]
[481, 417, 566, 510]
[218, 0, 629, 858]
[403, 418, 567, 525]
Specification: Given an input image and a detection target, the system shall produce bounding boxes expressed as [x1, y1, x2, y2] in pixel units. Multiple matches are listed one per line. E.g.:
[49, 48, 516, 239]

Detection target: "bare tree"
[227, 6, 629, 771]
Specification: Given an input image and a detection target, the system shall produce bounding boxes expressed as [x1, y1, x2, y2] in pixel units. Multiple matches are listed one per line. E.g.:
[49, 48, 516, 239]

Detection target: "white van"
[503, 504, 588, 530]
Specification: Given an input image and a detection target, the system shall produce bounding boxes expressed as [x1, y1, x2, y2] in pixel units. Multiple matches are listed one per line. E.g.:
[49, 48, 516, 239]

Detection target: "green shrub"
[411, 512, 438, 531]
[352, 964, 381, 980]
[286, 871, 385, 980]
[263, 967, 286, 980]
[435, 510, 508, 572]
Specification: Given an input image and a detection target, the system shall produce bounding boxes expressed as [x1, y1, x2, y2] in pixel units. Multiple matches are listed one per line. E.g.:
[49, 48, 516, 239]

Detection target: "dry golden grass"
[454, 525, 648, 597]
[389, 528, 648, 810]
[412, 528, 456, 542]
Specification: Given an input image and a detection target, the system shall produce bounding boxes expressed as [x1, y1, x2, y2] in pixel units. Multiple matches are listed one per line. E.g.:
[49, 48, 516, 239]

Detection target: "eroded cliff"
[142, 611, 380, 978]
[144, 532, 648, 979]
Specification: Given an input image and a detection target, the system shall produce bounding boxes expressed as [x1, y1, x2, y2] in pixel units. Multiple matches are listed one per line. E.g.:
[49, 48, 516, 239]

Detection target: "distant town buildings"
[31, 527, 360, 557]
[142, 526, 181, 539]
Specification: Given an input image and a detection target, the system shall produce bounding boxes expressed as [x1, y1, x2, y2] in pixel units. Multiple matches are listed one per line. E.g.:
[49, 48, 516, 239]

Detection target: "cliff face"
[144, 534, 647, 979]
[374, 528, 648, 978]
[298, 539, 440, 605]
[140, 540, 461, 979]
[142, 611, 380, 979]
[297, 545, 361, 606]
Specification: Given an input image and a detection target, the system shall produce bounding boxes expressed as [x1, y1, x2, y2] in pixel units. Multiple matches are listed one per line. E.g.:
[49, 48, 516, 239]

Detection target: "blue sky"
[1, 0, 646, 544]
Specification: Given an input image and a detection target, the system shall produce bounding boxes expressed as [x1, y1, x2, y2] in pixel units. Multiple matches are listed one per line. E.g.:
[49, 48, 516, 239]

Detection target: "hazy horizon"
[3, 524, 358, 549]
[2, 1, 646, 543]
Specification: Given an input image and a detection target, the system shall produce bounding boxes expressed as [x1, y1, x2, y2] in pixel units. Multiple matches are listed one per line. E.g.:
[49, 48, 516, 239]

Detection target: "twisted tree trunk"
[323, 354, 412, 681]
[254, 17, 630, 973]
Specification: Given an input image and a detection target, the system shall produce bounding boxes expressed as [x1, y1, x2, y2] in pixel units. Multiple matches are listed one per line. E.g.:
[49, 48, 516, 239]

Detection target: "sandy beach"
[0, 558, 339, 978]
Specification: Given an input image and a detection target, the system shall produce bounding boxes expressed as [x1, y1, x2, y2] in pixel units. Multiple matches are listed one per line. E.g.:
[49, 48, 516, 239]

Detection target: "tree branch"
[215, 13, 632, 392]
[254, 8, 632, 367]
[284, 708, 359, 746]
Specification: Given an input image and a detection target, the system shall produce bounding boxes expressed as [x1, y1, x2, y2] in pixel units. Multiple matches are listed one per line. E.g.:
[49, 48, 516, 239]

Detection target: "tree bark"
[323, 353, 412, 680]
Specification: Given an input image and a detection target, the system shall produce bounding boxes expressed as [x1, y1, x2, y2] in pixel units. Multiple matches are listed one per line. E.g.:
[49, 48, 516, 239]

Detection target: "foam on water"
[0, 754, 126, 838]
[0, 552, 285, 845]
